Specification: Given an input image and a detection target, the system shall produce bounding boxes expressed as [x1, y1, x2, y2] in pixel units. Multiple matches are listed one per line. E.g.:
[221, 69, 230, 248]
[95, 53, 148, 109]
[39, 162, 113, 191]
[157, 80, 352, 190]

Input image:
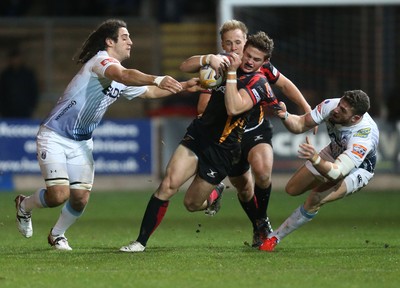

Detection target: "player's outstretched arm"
[105, 64, 183, 93]
[276, 102, 316, 134]
[180, 54, 230, 77]
[142, 78, 200, 99]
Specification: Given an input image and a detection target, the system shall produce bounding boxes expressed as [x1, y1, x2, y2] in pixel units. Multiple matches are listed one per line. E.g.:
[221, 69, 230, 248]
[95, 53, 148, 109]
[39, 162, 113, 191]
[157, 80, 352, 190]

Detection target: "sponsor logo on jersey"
[252, 89, 261, 102]
[215, 85, 225, 93]
[102, 85, 121, 99]
[40, 150, 46, 160]
[55, 100, 77, 120]
[272, 66, 278, 77]
[351, 143, 367, 158]
[100, 58, 119, 66]
[207, 169, 218, 178]
[353, 128, 371, 138]
[357, 174, 362, 184]
[182, 134, 194, 141]
[254, 135, 264, 141]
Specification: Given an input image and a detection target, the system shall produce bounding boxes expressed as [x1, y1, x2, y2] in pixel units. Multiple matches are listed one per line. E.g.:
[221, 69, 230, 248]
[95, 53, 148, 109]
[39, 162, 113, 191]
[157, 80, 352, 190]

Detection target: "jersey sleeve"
[310, 98, 339, 125]
[260, 62, 280, 84]
[92, 56, 120, 78]
[238, 73, 279, 108]
[120, 86, 148, 100]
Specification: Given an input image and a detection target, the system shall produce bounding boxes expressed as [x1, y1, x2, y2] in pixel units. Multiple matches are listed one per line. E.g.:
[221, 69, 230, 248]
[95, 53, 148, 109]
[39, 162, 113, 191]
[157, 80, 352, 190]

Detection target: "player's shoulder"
[352, 114, 378, 138]
[239, 70, 266, 82]
[260, 61, 280, 82]
[89, 51, 119, 66]
[314, 98, 339, 114]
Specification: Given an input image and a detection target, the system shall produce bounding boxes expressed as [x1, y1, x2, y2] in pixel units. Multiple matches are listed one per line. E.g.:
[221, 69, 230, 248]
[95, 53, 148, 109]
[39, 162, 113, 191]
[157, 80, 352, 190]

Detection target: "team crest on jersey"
[353, 128, 371, 138]
[357, 174, 363, 184]
[40, 150, 46, 160]
[351, 143, 367, 158]
[100, 58, 119, 66]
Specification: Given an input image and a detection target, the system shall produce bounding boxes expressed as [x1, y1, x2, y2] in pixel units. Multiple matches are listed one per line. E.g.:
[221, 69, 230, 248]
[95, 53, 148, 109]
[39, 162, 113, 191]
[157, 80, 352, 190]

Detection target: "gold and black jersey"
[195, 69, 279, 150]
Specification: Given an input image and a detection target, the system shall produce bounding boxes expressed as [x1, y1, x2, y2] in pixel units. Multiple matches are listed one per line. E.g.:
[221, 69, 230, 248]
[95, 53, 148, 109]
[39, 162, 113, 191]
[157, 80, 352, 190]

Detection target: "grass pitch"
[0, 188, 399, 288]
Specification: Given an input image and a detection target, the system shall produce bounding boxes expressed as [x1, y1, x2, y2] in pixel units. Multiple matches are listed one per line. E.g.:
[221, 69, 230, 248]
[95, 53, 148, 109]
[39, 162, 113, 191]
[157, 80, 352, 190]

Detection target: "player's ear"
[351, 114, 361, 123]
[105, 37, 114, 48]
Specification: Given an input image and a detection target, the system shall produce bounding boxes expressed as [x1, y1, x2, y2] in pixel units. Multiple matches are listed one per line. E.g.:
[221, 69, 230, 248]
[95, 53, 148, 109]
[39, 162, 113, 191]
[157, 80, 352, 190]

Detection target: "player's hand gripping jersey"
[196, 68, 279, 150]
[42, 51, 147, 141]
[311, 98, 379, 172]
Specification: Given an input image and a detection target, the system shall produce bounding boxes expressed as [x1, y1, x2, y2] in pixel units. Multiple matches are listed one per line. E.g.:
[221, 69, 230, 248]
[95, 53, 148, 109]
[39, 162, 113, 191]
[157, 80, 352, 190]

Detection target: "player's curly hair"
[244, 31, 274, 60]
[342, 90, 370, 115]
[74, 19, 127, 64]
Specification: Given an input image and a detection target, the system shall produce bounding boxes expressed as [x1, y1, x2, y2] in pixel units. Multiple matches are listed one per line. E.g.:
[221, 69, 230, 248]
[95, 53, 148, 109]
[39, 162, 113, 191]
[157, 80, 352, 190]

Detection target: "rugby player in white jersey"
[14, 19, 199, 250]
[259, 90, 379, 251]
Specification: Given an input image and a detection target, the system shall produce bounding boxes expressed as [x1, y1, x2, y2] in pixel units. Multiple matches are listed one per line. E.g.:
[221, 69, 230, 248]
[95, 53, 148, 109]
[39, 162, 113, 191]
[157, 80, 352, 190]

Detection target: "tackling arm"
[276, 102, 317, 134]
[140, 78, 200, 99]
[274, 73, 318, 134]
[180, 54, 230, 76]
[104, 64, 182, 94]
[299, 137, 356, 181]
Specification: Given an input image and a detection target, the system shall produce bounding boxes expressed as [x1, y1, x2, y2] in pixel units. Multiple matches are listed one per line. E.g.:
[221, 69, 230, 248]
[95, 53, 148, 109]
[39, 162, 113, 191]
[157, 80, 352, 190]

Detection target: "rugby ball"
[199, 65, 225, 89]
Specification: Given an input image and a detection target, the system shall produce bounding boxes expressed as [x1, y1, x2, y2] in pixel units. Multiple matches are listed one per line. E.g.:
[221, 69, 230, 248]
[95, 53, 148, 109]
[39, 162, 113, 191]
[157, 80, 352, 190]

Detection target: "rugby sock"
[21, 188, 48, 212]
[137, 195, 169, 246]
[51, 201, 83, 236]
[254, 184, 272, 219]
[273, 204, 317, 241]
[239, 195, 259, 230]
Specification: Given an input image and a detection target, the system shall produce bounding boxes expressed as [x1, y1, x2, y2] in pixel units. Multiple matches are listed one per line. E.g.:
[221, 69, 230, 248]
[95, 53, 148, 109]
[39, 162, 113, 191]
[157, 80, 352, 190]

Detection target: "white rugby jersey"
[310, 98, 379, 172]
[42, 51, 147, 141]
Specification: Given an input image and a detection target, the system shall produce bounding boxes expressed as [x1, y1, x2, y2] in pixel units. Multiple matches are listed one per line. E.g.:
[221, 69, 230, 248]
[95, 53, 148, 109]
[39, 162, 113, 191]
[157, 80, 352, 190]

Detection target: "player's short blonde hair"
[219, 20, 248, 39]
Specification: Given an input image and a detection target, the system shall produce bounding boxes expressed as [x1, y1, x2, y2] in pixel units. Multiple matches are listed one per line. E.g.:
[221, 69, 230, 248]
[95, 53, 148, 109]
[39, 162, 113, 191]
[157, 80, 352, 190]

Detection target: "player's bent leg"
[184, 175, 216, 212]
[44, 183, 71, 207]
[248, 143, 273, 189]
[156, 144, 198, 201]
[48, 188, 89, 250]
[15, 182, 69, 239]
[68, 187, 91, 211]
[259, 204, 318, 252]
[304, 180, 348, 212]
[121, 145, 196, 252]
[261, 181, 348, 252]
[230, 171, 253, 202]
[286, 164, 322, 196]
[247, 144, 274, 246]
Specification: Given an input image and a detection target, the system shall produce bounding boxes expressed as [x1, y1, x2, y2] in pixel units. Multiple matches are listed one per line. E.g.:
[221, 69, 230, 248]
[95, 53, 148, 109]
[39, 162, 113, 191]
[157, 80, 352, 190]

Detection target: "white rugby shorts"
[36, 126, 95, 186]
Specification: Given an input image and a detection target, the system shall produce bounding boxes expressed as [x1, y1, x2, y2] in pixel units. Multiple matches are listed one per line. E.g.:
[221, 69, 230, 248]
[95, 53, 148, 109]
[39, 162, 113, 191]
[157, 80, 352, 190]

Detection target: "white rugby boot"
[119, 241, 146, 252]
[15, 195, 33, 238]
